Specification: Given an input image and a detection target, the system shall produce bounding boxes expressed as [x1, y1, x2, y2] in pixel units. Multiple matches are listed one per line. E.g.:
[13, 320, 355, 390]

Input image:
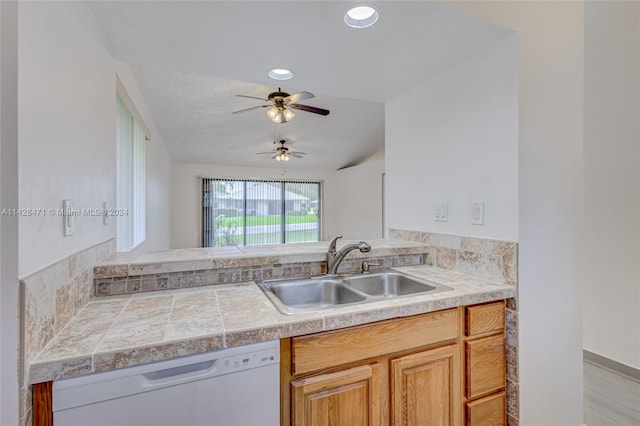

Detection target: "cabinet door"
[391, 345, 461, 426]
[291, 363, 382, 426]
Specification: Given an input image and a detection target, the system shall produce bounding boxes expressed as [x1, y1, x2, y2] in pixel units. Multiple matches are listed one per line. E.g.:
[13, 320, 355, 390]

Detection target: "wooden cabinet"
[281, 310, 461, 426]
[291, 363, 383, 426]
[391, 346, 460, 426]
[281, 301, 507, 426]
[463, 301, 506, 426]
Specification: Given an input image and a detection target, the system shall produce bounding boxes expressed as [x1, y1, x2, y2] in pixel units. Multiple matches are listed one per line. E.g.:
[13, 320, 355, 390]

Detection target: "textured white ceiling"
[90, 1, 512, 170]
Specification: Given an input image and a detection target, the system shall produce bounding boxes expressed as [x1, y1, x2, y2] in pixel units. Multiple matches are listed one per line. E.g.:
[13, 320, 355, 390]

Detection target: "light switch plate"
[63, 199, 75, 236]
[434, 203, 448, 222]
[471, 201, 484, 225]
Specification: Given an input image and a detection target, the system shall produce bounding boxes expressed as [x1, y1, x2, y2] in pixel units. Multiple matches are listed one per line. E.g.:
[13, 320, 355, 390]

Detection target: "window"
[202, 178, 321, 247]
[116, 94, 146, 251]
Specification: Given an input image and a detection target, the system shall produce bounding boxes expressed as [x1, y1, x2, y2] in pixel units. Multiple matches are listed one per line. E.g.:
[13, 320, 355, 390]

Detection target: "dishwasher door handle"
[142, 359, 217, 388]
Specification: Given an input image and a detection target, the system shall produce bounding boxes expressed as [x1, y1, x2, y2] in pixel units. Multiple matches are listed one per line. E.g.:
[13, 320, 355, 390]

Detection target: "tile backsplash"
[19, 239, 115, 425]
[389, 229, 518, 285]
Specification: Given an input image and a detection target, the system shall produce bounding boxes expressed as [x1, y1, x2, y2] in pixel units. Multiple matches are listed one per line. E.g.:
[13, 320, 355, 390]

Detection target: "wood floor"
[584, 359, 640, 425]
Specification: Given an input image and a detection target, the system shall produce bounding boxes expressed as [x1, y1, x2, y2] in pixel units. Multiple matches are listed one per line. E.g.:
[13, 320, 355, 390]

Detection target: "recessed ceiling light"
[268, 69, 293, 81]
[344, 5, 379, 29]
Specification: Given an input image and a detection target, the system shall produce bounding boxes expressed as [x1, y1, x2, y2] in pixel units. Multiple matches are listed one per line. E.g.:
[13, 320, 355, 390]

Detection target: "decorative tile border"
[93, 254, 425, 296]
[92, 239, 431, 279]
[19, 239, 115, 424]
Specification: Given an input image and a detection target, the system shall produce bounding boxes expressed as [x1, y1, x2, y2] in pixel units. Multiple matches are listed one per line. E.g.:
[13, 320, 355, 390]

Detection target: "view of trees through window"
[202, 178, 321, 247]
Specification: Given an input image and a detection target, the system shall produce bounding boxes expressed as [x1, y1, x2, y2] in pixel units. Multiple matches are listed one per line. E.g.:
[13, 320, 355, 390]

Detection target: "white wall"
[170, 161, 384, 248]
[18, 1, 116, 277]
[17, 2, 171, 278]
[324, 154, 384, 241]
[583, 2, 640, 370]
[0, 1, 19, 423]
[386, 35, 518, 241]
[444, 3, 585, 424]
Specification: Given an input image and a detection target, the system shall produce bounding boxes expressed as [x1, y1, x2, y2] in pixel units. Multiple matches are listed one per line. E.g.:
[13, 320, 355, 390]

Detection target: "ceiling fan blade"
[289, 103, 330, 116]
[284, 91, 314, 103]
[290, 151, 306, 155]
[291, 153, 305, 158]
[256, 152, 275, 155]
[236, 94, 268, 101]
[232, 105, 270, 114]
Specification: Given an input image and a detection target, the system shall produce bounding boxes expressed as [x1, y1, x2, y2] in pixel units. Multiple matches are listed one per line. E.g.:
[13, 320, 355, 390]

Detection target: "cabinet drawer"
[465, 301, 505, 337]
[466, 334, 505, 398]
[292, 309, 458, 375]
[466, 392, 506, 426]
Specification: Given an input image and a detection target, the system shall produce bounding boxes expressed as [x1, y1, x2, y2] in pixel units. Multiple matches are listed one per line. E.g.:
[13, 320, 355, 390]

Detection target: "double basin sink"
[257, 269, 452, 315]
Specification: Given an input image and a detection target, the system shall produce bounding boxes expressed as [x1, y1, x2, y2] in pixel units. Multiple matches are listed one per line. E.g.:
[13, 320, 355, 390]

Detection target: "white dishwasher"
[53, 340, 279, 426]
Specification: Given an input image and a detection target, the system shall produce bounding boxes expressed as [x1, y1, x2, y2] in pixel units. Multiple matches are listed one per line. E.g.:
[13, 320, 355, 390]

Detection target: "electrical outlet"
[471, 201, 484, 225]
[434, 203, 448, 222]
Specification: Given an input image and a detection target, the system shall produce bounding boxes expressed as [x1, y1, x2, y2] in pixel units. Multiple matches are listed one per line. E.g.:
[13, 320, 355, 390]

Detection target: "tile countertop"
[29, 265, 515, 385]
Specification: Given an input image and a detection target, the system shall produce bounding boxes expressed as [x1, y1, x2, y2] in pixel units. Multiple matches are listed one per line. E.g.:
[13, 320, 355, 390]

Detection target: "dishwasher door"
[53, 340, 279, 426]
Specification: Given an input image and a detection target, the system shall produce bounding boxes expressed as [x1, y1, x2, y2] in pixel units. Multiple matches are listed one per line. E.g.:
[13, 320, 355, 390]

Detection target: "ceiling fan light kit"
[275, 151, 290, 162]
[256, 139, 306, 162]
[267, 106, 295, 124]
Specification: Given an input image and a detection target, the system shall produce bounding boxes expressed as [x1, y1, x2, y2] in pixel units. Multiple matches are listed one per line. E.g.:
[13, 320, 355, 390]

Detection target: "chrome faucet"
[327, 235, 372, 275]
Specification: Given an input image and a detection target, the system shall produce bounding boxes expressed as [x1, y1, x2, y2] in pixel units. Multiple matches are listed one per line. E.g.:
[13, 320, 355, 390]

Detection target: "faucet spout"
[326, 237, 372, 275]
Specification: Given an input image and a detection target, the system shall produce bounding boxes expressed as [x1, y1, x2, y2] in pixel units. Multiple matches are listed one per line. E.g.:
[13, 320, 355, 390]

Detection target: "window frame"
[201, 177, 323, 247]
[116, 83, 148, 252]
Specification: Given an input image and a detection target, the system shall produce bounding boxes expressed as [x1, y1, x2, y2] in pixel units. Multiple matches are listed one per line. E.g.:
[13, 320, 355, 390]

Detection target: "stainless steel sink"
[258, 278, 366, 314]
[343, 271, 446, 297]
[257, 269, 451, 315]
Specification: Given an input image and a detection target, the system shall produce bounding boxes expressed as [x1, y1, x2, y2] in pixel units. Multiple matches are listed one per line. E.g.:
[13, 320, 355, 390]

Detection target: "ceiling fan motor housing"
[268, 91, 290, 103]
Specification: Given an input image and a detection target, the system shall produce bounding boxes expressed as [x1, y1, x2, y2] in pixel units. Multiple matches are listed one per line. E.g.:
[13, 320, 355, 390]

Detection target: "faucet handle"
[328, 235, 343, 253]
[361, 261, 380, 273]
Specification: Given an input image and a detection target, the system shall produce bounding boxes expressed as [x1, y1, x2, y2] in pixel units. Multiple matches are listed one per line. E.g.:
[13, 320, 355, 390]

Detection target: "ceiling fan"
[233, 88, 330, 123]
[256, 139, 306, 162]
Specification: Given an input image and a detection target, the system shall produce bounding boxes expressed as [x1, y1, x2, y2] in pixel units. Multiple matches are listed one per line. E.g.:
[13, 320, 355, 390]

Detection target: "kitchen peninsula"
[28, 239, 516, 425]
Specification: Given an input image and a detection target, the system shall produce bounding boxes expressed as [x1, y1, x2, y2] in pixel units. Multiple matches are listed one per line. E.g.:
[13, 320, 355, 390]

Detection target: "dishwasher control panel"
[220, 346, 279, 373]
